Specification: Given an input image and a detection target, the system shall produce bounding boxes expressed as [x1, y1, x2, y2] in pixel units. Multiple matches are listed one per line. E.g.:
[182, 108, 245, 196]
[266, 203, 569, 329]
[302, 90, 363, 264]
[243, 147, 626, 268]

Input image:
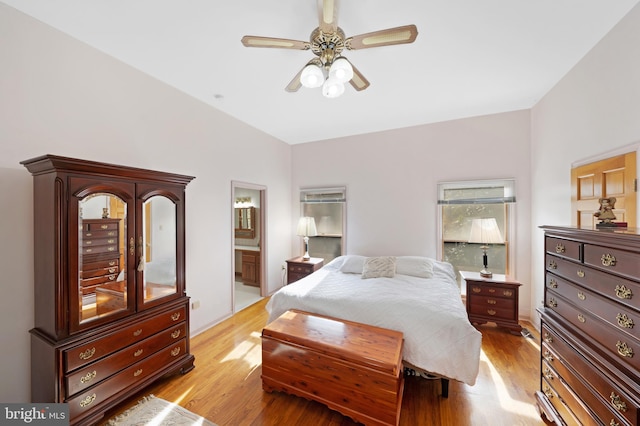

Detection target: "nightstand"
[286, 256, 324, 284]
[460, 270, 522, 335]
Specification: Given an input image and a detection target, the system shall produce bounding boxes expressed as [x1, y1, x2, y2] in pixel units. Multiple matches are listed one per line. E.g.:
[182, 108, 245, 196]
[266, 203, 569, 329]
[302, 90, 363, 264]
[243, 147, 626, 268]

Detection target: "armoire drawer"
[67, 338, 187, 421]
[546, 237, 582, 262]
[545, 292, 640, 373]
[583, 243, 640, 281]
[64, 304, 187, 372]
[65, 322, 186, 397]
[542, 324, 638, 425]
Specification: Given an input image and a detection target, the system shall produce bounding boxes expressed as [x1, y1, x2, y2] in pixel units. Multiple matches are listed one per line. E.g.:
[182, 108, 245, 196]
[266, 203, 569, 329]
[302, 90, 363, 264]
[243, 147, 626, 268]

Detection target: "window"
[437, 179, 516, 287]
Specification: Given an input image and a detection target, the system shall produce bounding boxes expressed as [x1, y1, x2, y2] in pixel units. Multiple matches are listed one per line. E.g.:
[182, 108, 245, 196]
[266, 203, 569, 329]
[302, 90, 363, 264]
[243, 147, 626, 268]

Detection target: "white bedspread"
[266, 257, 482, 385]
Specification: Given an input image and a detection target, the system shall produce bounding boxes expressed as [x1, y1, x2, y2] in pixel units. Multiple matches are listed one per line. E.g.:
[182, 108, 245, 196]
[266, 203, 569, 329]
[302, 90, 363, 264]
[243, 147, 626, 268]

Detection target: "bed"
[265, 255, 482, 386]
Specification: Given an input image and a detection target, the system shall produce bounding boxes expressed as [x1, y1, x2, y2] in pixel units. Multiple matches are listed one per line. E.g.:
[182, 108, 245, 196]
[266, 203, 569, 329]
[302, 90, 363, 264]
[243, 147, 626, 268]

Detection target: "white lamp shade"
[300, 64, 324, 88]
[322, 77, 345, 98]
[296, 217, 318, 237]
[468, 218, 504, 244]
[329, 57, 353, 83]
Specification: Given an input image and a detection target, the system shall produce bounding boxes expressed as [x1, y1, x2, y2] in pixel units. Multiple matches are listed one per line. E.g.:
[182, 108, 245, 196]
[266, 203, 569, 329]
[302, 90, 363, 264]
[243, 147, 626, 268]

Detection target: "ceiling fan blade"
[241, 35, 310, 50]
[318, 0, 339, 33]
[285, 68, 304, 93]
[348, 62, 370, 91]
[346, 24, 418, 50]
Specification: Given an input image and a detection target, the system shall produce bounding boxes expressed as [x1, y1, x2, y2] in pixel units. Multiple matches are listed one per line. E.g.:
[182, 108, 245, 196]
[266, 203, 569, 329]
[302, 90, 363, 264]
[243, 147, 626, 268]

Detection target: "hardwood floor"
[101, 298, 549, 426]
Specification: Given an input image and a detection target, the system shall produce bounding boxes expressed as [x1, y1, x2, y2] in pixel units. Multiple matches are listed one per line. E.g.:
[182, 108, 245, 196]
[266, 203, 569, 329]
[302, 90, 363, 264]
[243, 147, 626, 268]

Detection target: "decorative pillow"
[361, 256, 396, 279]
[396, 256, 434, 278]
[339, 255, 366, 274]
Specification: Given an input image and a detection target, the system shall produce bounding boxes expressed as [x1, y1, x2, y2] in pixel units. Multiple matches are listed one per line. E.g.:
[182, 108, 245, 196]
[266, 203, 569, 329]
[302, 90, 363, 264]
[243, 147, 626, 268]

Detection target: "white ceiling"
[3, 0, 639, 144]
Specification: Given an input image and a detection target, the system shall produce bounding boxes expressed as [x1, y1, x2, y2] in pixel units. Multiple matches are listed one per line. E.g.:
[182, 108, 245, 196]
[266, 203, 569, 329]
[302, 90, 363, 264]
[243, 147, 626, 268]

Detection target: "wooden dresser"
[23, 155, 195, 426]
[536, 226, 640, 426]
[286, 256, 323, 284]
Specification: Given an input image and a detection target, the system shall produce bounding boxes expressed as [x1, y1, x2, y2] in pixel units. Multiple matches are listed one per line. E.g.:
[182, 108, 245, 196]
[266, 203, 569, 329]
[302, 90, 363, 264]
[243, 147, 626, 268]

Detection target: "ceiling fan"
[241, 0, 418, 98]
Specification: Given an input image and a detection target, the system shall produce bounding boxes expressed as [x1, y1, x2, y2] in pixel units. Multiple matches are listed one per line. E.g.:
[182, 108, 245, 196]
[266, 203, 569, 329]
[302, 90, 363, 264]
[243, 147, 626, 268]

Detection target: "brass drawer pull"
[134, 349, 143, 357]
[578, 292, 586, 301]
[108, 246, 116, 252]
[472, 287, 481, 293]
[578, 314, 586, 323]
[555, 244, 565, 254]
[601, 253, 617, 267]
[488, 288, 496, 293]
[133, 329, 143, 337]
[108, 267, 116, 273]
[615, 341, 633, 358]
[548, 279, 558, 289]
[107, 239, 115, 244]
[577, 270, 585, 278]
[171, 347, 181, 357]
[548, 260, 557, 269]
[616, 313, 634, 329]
[80, 393, 96, 408]
[503, 290, 513, 297]
[109, 261, 116, 266]
[487, 299, 497, 305]
[615, 285, 633, 300]
[171, 330, 181, 339]
[86, 241, 93, 245]
[610, 392, 627, 412]
[544, 333, 553, 344]
[543, 367, 554, 380]
[548, 299, 557, 308]
[100, 224, 109, 229]
[80, 370, 97, 384]
[610, 419, 621, 426]
[543, 350, 553, 362]
[107, 231, 116, 236]
[79, 347, 96, 360]
[171, 312, 181, 321]
[134, 369, 143, 377]
[543, 385, 553, 399]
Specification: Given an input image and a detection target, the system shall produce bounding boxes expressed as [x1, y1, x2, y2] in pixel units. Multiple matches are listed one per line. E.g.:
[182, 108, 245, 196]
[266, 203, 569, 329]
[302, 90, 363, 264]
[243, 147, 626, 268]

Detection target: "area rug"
[106, 395, 218, 426]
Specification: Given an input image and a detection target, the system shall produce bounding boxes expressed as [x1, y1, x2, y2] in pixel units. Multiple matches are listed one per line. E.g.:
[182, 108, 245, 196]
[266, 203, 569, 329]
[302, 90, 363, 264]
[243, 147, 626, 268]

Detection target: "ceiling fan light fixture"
[300, 63, 324, 88]
[322, 77, 345, 98]
[329, 57, 353, 83]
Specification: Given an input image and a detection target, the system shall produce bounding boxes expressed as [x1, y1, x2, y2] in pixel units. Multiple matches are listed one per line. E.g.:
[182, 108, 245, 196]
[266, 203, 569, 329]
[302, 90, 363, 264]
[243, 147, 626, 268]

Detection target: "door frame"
[231, 181, 267, 312]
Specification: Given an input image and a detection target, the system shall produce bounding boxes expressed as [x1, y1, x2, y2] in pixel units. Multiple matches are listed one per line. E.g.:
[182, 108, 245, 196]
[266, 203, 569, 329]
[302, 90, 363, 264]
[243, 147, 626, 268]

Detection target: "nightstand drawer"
[467, 284, 517, 299]
[286, 257, 324, 284]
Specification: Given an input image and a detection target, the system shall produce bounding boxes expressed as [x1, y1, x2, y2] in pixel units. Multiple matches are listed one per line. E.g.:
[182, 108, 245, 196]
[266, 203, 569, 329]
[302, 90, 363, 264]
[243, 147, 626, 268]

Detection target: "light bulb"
[300, 64, 324, 88]
[322, 77, 345, 98]
[328, 57, 353, 83]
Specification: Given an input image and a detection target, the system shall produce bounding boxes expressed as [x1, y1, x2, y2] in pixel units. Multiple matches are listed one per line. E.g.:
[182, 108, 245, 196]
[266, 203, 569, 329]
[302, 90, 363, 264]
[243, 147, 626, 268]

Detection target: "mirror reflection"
[142, 195, 177, 303]
[235, 207, 255, 239]
[79, 193, 127, 322]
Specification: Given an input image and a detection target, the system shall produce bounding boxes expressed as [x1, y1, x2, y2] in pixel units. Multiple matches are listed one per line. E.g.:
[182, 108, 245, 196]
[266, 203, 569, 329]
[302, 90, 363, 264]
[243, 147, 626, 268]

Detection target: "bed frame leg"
[441, 378, 449, 398]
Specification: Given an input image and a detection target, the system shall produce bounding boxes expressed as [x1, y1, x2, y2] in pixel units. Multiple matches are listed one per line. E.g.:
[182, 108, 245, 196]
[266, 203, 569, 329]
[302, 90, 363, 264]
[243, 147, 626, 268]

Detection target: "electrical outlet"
[281, 263, 286, 270]
[191, 300, 200, 310]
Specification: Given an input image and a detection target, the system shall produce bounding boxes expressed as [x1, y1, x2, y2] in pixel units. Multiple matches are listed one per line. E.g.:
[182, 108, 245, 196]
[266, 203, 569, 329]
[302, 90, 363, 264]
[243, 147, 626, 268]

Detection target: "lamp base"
[302, 252, 311, 260]
[480, 269, 492, 278]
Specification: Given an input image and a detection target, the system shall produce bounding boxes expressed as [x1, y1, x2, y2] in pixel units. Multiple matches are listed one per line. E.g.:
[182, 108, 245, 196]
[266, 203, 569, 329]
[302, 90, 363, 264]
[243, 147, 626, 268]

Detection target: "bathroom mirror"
[235, 207, 255, 239]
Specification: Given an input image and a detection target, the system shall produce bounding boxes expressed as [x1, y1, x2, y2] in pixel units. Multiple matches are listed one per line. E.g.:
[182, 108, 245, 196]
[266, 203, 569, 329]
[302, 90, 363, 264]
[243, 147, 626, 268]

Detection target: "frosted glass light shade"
[322, 77, 345, 98]
[300, 64, 324, 88]
[329, 57, 353, 83]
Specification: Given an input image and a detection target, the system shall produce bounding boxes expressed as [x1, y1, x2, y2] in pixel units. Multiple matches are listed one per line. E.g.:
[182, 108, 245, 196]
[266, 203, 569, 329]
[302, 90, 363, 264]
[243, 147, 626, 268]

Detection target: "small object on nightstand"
[460, 270, 522, 336]
[286, 256, 323, 284]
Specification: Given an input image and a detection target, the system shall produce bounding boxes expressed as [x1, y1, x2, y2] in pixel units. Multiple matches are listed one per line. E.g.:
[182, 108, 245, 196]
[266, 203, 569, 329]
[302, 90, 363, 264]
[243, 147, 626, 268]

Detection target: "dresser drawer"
[545, 292, 640, 373]
[81, 228, 118, 239]
[83, 221, 119, 232]
[83, 258, 119, 271]
[81, 273, 119, 287]
[64, 304, 187, 372]
[66, 322, 186, 397]
[541, 378, 584, 426]
[547, 273, 639, 341]
[82, 244, 119, 256]
[584, 243, 640, 281]
[67, 338, 187, 421]
[546, 237, 582, 262]
[467, 284, 516, 299]
[542, 324, 638, 426]
[81, 265, 119, 279]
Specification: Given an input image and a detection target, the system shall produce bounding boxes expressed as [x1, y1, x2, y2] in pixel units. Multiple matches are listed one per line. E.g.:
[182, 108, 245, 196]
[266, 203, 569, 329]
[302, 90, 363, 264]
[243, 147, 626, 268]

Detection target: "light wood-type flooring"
[101, 297, 550, 426]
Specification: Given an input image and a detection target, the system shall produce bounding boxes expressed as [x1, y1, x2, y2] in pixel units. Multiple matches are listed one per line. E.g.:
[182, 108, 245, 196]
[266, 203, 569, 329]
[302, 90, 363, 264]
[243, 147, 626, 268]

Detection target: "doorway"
[571, 152, 636, 227]
[232, 182, 266, 312]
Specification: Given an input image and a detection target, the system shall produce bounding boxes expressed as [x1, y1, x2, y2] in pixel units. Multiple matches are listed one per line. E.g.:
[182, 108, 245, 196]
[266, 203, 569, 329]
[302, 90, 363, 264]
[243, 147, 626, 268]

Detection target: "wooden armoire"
[22, 155, 195, 425]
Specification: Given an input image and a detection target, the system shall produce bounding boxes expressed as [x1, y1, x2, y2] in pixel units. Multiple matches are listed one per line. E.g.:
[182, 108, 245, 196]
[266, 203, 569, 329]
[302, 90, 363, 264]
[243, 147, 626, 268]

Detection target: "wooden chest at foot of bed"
[261, 310, 405, 426]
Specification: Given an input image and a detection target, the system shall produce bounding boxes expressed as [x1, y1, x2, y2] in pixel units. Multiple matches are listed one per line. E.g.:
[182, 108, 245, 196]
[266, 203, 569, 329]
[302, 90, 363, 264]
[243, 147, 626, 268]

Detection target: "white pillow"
[339, 255, 366, 274]
[361, 256, 396, 279]
[396, 256, 434, 278]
